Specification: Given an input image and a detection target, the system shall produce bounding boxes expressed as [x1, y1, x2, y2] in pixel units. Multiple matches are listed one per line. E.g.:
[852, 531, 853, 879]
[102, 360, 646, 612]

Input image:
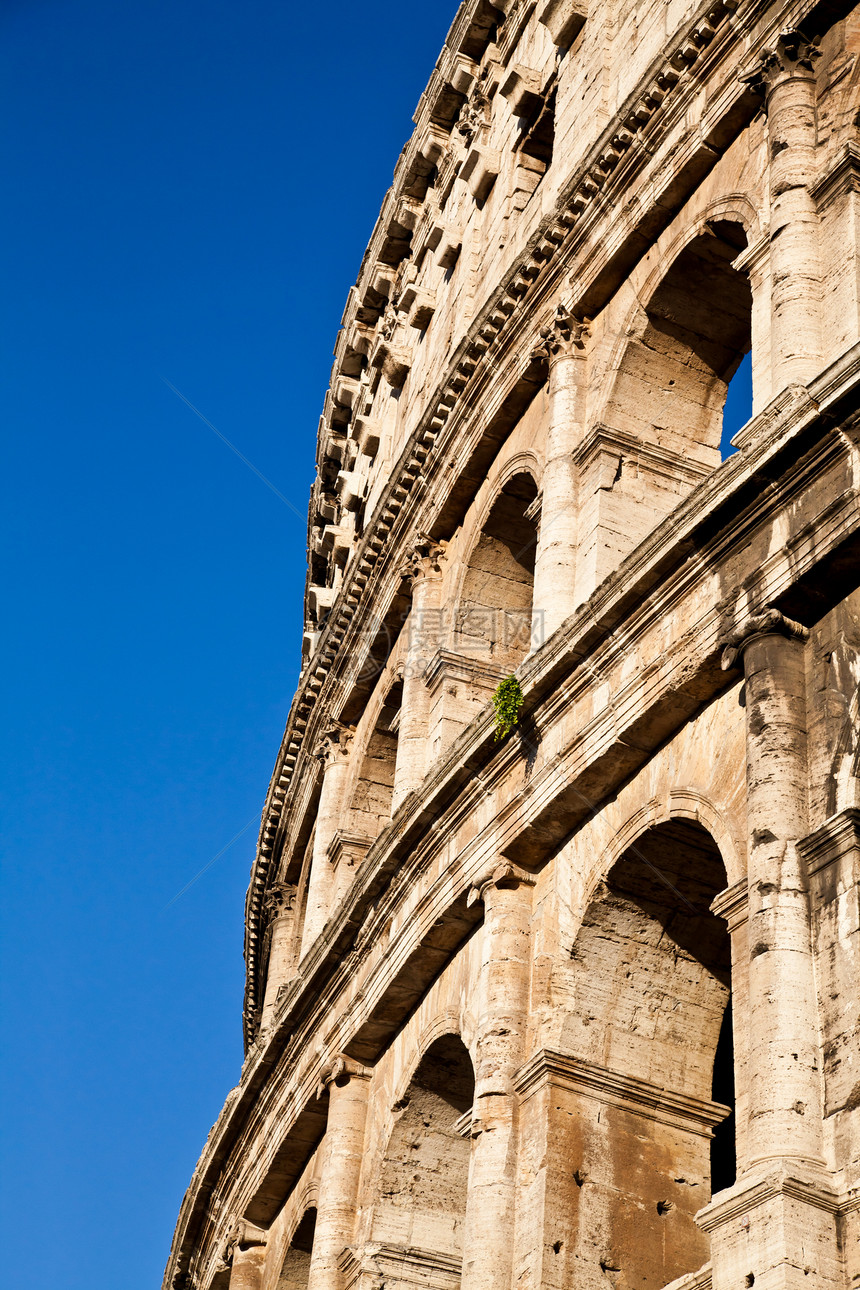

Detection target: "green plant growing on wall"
[492, 675, 524, 741]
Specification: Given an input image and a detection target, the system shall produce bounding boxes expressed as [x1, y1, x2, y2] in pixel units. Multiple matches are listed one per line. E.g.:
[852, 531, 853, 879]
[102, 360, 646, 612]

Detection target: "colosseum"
[164, 1, 860, 1287]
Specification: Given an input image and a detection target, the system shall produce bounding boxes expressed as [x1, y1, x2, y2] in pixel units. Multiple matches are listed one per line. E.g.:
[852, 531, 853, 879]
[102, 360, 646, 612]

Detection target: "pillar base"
[697, 1163, 843, 1290]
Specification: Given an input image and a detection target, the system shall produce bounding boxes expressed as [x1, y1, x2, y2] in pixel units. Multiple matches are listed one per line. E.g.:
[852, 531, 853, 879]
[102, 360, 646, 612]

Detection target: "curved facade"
[165, 2, 860, 1289]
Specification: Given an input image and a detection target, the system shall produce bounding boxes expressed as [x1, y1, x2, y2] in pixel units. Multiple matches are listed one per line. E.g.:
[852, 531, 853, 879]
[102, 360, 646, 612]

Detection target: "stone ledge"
[513, 1049, 731, 1137]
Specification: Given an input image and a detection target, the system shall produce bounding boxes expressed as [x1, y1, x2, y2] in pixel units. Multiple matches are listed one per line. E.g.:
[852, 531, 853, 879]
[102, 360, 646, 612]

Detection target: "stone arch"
[345, 672, 404, 838]
[276, 1205, 317, 1290]
[369, 1034, 475, 1265]
[602, 218, 752, 471]
[454, 469, 539, 672]
[561, 818, 734, 1289]
[599, 789, 745, 888]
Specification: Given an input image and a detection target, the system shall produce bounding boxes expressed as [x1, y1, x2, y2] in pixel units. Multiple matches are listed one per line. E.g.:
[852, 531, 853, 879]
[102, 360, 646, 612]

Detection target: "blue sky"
[0, 4, 751, 1287]
[0, 3, 453, 1287]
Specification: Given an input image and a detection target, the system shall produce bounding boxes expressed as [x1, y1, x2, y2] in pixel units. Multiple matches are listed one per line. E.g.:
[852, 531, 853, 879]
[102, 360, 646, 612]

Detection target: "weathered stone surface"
[163, 4, 860, 1290]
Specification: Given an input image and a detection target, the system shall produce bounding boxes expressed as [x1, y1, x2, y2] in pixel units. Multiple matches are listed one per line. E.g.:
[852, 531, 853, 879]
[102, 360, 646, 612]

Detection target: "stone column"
[745, 31, 822, 393]
[391, 537, 445, 812]
[260, 882, 298, 1030]
[307, 1055, 372, 1290]
[720, 608, 822, 1168]
[531, 305, 588, 640]
[226, 1220, 268, 1290]
[300, 726, 354, 958]
[698, 610, 841, 1290]
[461, 862, 535, 1290]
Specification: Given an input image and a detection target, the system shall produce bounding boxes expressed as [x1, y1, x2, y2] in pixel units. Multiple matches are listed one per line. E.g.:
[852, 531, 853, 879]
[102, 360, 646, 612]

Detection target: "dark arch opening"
[277, 1207, 316, 1290]
[347, 676, 403, 837]
[566, 819, 735, 1287]
[370, 1035, 475, 1260]
[458, 472, 539, 672]
[607, 220, 752, 471]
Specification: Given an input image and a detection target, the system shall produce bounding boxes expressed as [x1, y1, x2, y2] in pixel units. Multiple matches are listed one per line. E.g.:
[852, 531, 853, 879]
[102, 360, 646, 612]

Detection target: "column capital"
[263, 880, 297, 922]
[225, 1217, 269, 1260]
[313, 722, 355, 765]
[739, 29, 821, 96]
[720, 606, 809, 670]
[710, 877, 749, 933]
[317, 1053, 373, 1098]
[533, 303, 589, 362]
[400, 533, 446, 585]
[467, 860, 536, 907]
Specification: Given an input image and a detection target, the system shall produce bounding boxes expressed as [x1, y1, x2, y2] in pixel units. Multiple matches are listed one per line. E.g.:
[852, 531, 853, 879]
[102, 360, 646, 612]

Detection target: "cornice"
[696, 1162, 841, 1231]
[513, 1048, 731, 1136]
[710, 877, 750, 931]
[243, 0, 808, 1044]
[797, 806, 860, 875]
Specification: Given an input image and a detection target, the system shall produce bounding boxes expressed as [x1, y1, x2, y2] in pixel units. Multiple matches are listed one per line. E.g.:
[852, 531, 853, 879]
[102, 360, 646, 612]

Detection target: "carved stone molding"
[400, 534, 447, 585]
[455, 87, 490, 145]
[710, 877, 749, 933]
[514, 1048, 731, 1138]
[327, 830, 373, 870]
[533, 302, 589, 361]
[572, 423, 711, 489]
[720, 607, 809, 671]
[538, 0, 588, 50]
[424, 647, 507, 694]
[797, 807, 860, 877]
[317, 1053, 373, 1099]
[313, 723, 355, 765]
[221, 1217, 268, 1267]
[467, 860, 536, 906]
[340, 1242, 463, 1290]
[738, 29, 822, 96]
[263, 881, 297, 922]
[812, 141, 860, 212]
[697, 1162, 840, 1233]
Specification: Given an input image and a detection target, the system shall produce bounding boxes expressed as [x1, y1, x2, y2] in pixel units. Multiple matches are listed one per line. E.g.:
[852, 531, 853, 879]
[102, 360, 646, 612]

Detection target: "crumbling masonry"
[165, 2, 860, 1288]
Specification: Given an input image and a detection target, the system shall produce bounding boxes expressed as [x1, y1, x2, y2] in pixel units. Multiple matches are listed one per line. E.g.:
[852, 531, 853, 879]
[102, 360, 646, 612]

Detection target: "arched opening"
[457, 472, 538, 672]
[563, 820, 735, 1286]
[277, 1208, 317, 1290]
[370, 1035, 475, 1269]
[607, 221, 752, 471]
[347, 676, 402, 837]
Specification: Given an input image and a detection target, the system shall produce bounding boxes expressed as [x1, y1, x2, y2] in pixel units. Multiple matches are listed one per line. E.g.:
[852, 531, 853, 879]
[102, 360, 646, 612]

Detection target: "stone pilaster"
[391, 537, 446, 812]
[300, 726, 354, 958]
[531, 305, 588, 639]
[743, 31, 822, 393]
[226, 1220, 268, 1290]
[798, 810, 860, 1290]
[461, 862, 535, 1290]
[307, 1055, 372, 1290]
[260, 882, 299, 1030]
[720, 607, 822, 1168]
[701, 609, 841, 1290]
